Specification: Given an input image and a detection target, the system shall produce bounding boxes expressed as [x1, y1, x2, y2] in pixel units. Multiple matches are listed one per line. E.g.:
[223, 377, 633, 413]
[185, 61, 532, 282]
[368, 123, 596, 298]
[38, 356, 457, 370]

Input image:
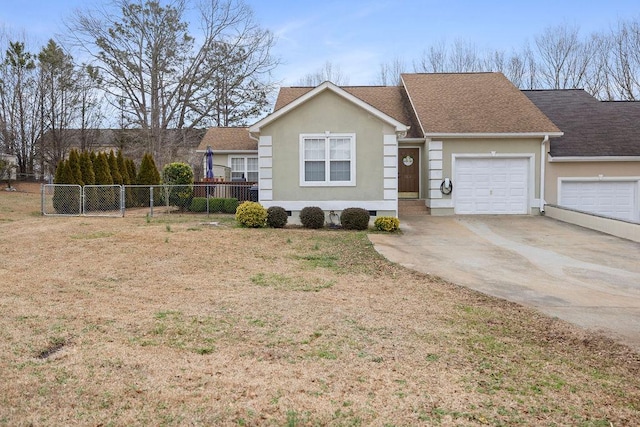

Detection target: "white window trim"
[299, 132, 356, 187]
[229, 156, 258, 182]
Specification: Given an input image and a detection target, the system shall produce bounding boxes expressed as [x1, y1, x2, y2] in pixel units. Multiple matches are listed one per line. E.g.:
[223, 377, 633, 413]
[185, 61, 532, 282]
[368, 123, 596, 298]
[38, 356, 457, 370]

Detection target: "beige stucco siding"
[545, 161, 640, 205]
[261, 90, 394, 202]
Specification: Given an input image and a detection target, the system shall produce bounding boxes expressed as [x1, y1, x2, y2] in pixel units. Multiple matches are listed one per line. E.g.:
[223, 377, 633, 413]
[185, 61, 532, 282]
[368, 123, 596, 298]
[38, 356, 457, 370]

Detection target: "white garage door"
[455, 157, 529, 214]
[560, 180, 638, 222]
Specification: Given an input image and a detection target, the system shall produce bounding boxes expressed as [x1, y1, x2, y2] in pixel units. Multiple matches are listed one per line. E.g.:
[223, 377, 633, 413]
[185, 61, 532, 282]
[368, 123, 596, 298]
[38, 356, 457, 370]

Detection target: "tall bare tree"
[0, 39, 40, 177]
[297, 61, 349, 86]
[66, 0, 277, 160]
[376, 56, 406, 85]
[606, 19, 640, 100]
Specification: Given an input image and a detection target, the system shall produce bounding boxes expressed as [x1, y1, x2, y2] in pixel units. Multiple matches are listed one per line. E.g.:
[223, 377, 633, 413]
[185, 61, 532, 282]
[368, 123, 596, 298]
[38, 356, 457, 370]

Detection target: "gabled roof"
[524, 89, 640, 157]
[250, 81, 409, 134]
[197, 127, 256, 152]
[402, 73, 561, 136]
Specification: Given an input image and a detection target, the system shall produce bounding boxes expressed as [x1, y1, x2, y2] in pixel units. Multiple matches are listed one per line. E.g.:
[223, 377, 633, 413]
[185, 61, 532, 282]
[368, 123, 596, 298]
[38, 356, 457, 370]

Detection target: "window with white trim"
[300, 133, 355, 186]
[230, 156, 258, 181]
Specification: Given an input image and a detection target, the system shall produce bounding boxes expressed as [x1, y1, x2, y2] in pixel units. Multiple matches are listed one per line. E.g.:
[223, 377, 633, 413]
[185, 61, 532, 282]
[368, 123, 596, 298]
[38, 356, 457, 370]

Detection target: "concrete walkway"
[369, 215, 640, 352]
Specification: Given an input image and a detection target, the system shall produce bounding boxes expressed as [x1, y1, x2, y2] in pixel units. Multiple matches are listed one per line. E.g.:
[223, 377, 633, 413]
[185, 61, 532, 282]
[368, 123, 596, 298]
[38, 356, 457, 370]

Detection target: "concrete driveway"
[369, 215, 640, 352]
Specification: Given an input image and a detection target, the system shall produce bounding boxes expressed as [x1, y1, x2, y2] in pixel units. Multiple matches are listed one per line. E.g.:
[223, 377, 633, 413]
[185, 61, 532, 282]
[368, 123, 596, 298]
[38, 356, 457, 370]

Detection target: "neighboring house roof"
[250, 81, 410, 135]
[524, 89, 640, 157]
[402, 73, 561, 136]
[197, 127, 256, 152]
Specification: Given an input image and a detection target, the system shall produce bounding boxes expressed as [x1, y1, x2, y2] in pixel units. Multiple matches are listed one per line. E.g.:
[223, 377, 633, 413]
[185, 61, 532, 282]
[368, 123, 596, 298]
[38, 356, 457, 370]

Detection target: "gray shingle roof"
[523, 90, 640, 157]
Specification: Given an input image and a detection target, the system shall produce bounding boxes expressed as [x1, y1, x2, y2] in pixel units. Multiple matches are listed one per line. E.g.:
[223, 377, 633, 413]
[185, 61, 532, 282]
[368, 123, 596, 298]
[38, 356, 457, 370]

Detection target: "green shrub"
[162, 162, 194, 210]
[235, 201, 267, 228]
[267, 206, 288, 228]
[340, 207, 370, 230]
[374, 216, 400, 232]
[210, 198, 225, 213]
[189, 197, 207, 212]
[223, 198, 238, 214]
[300, 206, 325, 229]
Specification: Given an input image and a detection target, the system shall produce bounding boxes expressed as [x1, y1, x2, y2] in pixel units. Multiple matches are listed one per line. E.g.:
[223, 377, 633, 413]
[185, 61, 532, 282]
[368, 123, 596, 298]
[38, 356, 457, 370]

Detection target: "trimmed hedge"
[300, 206, 325, 229]
[189, 197, 238, 213]
[340, 207, 370, 230]
[267, 206, 288, 228]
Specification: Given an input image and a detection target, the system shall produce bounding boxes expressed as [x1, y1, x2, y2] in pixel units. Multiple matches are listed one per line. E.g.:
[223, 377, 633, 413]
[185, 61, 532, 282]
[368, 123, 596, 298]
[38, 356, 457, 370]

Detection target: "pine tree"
[52, 160, 79, 213]
[80, 151, 97, 210]
[117, 150, 134, 207]
[79, 151, 95, 185]
[136, 153, 161, 206]
[93, 152, 115, 209]
[108, 150, 123, 185]
[68, 149, 84, 186]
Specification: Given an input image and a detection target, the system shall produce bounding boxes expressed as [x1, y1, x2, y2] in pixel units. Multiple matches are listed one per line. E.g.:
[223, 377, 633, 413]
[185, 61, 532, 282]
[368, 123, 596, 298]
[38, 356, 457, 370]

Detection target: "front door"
[398, 147, 419, 198]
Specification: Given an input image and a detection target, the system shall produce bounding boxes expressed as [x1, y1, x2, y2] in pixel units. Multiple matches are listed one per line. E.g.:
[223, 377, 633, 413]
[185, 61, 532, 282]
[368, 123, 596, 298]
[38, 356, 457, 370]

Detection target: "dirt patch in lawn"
[0, 191, 639, 426]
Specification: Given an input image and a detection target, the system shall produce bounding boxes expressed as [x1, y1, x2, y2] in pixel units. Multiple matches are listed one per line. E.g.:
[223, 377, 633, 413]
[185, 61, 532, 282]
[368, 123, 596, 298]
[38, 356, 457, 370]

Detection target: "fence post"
[149, 186, 154, 217]
[120, 185, 125, 217]
[206, 184, 210, 216]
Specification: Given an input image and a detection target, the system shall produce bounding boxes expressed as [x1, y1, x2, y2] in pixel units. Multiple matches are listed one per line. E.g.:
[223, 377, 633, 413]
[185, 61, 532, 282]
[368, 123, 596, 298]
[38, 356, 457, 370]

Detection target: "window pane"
[330, 160, 350, 181]
[247, 172, 258, 182]
[304, 138, 325, 160]
[247, 157, 258, 171]
[305, 161, 325, 181]
[330, 138, 350, 160]
[231, 158, 245, 172]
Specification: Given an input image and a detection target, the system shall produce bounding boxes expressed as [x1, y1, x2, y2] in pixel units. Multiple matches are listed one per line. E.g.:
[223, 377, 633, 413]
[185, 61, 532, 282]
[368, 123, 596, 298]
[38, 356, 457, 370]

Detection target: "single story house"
[524, 90, 640, 223]
[196, 127, 257, 182]
[239, 72, 560, 223]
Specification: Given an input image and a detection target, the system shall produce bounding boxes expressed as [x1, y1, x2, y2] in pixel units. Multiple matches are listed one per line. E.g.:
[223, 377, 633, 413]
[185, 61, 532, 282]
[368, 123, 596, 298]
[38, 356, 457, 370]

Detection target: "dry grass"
[1, 185, 639, 426]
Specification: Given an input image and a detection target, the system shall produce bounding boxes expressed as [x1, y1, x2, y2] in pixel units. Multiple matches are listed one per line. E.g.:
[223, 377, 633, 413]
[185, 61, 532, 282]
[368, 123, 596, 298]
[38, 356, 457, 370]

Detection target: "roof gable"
[402, 73, 561, 136]
[524, 89, 640, 157]
[250, 81, 409, 134]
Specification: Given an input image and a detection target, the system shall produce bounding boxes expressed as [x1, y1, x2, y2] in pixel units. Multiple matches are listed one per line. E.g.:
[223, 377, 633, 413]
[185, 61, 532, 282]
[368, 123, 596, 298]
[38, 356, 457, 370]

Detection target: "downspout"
[539, 135, 549, 214]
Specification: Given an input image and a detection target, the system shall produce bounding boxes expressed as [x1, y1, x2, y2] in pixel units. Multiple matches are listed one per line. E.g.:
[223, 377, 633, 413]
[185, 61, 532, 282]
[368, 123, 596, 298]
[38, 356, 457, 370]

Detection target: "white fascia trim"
[261, 200, 398, 212]
[423, 132, 563, 139]
[549, 155, 640, 162]
[558, 176, 640, 182]
[249, 81, 409, 133]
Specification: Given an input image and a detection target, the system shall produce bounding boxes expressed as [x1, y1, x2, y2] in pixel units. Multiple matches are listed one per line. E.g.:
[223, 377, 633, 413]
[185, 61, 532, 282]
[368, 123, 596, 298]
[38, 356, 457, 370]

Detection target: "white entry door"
[560, 180, 638, 222]
[455, 157, 529, 214]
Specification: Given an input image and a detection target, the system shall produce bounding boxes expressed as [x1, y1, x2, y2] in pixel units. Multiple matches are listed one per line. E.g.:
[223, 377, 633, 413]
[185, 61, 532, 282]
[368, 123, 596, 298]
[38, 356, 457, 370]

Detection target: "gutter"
[540, 135, 549, 213]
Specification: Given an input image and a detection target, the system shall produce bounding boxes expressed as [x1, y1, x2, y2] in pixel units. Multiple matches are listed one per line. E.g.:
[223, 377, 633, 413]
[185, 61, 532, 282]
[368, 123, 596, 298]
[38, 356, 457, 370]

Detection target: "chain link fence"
[42, 183, 258, 217]
[42, 184, 82, 216]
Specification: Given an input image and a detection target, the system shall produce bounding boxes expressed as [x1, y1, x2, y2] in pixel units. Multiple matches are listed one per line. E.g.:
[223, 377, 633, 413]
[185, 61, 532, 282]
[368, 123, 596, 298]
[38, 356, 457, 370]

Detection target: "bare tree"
[414, 39, 447, 73]
[535, 24, 595, 89]
[297, 61, 349, 86]
[0, 38, 41, 177]
[606, 19, 640, 100]
[376, 56, 406, 85]
[66, 0, 277, 160]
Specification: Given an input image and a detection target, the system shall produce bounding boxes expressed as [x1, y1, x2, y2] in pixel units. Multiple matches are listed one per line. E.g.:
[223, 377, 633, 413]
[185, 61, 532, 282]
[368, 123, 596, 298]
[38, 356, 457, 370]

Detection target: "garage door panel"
[560, 181, 638, 222]
[455, 157, 529, 215]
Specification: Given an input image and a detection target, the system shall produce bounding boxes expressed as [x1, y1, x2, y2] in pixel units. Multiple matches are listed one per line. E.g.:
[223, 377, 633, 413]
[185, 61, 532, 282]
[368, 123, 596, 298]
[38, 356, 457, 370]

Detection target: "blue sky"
[1, 0, 639, 85]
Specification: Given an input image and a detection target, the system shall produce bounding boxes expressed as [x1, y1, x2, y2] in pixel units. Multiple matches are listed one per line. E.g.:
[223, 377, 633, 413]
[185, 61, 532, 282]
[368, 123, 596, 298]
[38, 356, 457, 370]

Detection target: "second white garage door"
[455, 157, 529, 214]
[559, 180, 638, 222]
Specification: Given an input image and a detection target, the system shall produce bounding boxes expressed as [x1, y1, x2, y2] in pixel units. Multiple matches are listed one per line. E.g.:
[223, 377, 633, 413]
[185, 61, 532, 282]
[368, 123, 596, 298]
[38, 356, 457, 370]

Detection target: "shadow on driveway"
[369, 215, 640, 352]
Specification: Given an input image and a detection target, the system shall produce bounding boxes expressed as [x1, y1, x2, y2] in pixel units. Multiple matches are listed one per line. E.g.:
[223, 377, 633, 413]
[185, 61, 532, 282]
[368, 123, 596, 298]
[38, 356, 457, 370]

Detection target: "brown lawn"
[0, 183, 639, 426]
